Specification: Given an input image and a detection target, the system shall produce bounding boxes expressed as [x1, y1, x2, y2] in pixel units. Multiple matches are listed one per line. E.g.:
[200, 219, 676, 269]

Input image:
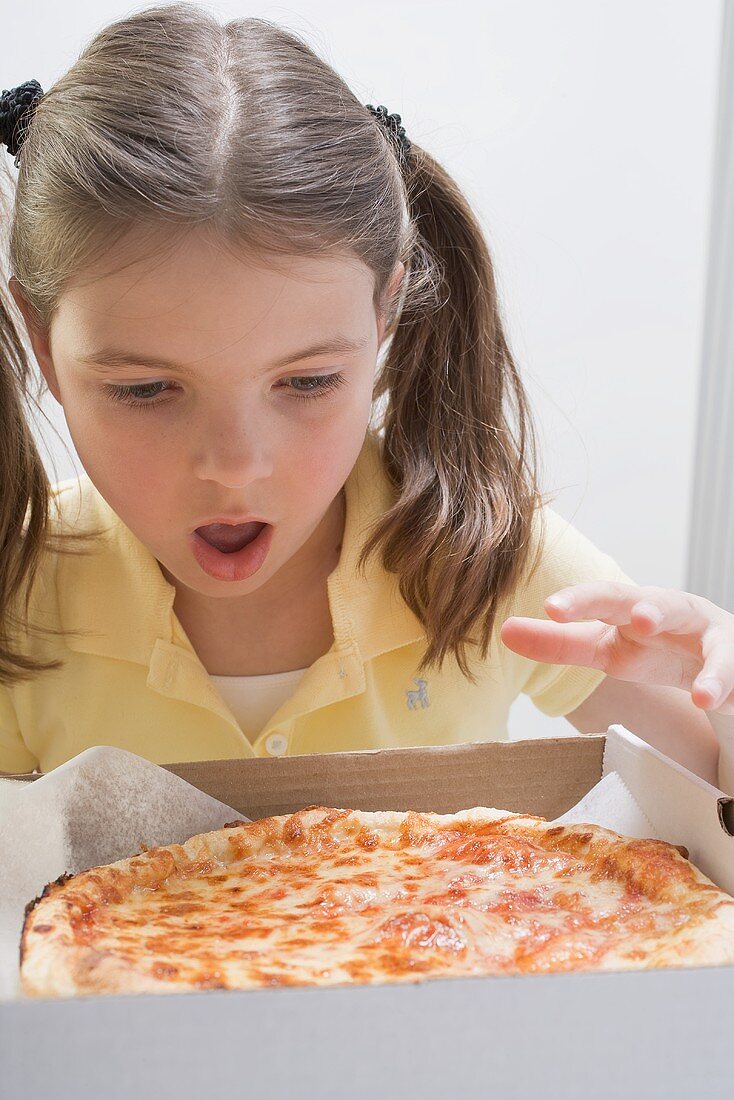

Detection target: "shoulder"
[528, 502, 613, 558]
[511, 502, 634, 616]
[48, 473, 115, 536]
[531, 502, 631, 576]
[17, 475, 118, 640]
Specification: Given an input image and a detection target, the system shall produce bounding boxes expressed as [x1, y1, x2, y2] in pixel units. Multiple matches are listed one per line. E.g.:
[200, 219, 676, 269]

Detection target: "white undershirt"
[209, 668, 309, 743]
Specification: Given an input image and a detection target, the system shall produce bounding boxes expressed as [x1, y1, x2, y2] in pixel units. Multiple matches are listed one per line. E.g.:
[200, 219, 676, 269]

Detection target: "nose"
[192, 405, 274, 488]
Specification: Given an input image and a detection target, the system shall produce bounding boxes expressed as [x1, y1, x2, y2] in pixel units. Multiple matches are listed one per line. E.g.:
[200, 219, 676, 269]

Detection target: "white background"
[4, 0, 724, 739]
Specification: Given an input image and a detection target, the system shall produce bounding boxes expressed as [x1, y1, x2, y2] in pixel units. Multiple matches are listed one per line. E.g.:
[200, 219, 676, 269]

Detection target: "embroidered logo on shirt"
[406, 677, 430, 710]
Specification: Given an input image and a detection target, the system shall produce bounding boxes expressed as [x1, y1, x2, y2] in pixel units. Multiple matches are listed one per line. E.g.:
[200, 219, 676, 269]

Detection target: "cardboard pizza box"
[159, 724, 734, 896]
[1, 724, 733, 1100]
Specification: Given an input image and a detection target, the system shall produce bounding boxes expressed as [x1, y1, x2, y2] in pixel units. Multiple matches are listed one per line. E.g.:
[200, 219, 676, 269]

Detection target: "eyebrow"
[78, 334, 370, 377]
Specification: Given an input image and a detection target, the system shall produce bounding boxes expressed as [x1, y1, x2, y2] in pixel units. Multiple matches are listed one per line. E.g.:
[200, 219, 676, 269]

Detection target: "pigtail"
[0, 171, 108, 686]
[0, 275, 65, 683]
[362, 144, 546, 684]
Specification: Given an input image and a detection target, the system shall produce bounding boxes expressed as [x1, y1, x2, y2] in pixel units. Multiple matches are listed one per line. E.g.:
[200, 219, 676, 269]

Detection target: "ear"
[376, 261, 406, 346]
[8, 276, 63, 404]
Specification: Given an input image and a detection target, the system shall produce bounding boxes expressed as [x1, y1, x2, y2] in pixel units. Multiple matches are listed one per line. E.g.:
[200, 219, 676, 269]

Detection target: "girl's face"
[13, 228, 403, 603]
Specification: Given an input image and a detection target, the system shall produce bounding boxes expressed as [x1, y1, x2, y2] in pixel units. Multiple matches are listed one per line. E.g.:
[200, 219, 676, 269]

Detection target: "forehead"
[52, 227, 377, 359]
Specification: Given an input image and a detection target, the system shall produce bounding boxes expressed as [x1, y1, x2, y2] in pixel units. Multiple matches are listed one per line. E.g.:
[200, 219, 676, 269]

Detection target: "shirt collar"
[56, 428, 426, 670]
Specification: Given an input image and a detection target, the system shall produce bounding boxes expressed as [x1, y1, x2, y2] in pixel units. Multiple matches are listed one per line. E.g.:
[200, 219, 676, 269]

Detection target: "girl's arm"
[564, 675, 720, 786]
[501, 581, 733, 790]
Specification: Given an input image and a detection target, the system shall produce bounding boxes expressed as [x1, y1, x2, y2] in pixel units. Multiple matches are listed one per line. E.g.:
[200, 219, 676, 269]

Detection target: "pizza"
[20, 805, 734, 997]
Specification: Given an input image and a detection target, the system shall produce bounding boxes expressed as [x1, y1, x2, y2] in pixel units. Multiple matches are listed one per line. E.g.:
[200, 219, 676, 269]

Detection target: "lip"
[193, 514, 271, 531]
[189, 522, 274, 581]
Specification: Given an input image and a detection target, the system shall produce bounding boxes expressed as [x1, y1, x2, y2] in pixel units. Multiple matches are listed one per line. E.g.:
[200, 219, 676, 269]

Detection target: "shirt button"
[265, 732, 288, 756]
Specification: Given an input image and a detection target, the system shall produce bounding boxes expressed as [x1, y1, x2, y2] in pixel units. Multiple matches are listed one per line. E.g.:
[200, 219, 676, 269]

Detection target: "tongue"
[196, 522, 265, 554]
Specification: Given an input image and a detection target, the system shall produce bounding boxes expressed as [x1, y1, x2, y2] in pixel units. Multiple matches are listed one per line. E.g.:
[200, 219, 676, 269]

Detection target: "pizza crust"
[20, 806, 734, 998]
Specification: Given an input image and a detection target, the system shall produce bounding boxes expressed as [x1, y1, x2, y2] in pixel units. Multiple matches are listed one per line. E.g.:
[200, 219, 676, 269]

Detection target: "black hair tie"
[366, 103, 412, 167]
[0, 79, 44, 165]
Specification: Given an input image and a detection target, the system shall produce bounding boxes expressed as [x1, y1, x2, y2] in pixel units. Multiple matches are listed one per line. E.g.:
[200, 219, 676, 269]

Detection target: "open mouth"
[195, 522, 267, 554]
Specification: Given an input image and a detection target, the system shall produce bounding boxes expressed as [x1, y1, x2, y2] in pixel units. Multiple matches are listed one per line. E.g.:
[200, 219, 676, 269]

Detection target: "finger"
[691, 634, 734, 710]
[545, 582, 714, 636]
[545, 581, 647, 625]
[500, 616, 610, 670]
[629, 591, 719, 639]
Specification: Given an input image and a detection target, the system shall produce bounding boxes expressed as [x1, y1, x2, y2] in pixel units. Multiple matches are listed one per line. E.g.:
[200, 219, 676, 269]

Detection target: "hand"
[500, 582, 734, 715]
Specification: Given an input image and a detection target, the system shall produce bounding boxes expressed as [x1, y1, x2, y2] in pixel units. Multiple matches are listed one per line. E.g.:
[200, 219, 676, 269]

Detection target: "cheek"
[63, 396, 180, 515]
[283, 416, 369, 504]
[292, 389, 371, 462]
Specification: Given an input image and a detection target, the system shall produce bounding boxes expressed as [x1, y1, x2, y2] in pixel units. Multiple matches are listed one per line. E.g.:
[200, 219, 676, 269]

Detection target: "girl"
[0, 5, 724, 789]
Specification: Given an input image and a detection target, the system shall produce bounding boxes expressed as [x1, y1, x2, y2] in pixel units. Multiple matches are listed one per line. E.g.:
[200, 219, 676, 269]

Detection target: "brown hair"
[0, 2, 545, 687]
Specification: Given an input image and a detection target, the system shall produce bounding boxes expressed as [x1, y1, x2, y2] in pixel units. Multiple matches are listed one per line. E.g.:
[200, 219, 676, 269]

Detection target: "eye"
[103, 380, 174, 409]
[287, 372, 346, 403]
[103, 372, 347, 410]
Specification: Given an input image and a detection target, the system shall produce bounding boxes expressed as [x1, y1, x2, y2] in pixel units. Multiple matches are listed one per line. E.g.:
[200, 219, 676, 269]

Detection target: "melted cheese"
[35, 807, 731, 994]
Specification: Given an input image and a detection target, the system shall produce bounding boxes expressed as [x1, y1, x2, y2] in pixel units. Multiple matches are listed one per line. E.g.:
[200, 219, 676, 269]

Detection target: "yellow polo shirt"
[0, 429, 633, 774]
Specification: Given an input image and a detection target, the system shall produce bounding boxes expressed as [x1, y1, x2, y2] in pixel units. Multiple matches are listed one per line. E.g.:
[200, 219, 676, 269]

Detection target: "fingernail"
[698, 678, 723, 706]
[547, 594, 573, 612]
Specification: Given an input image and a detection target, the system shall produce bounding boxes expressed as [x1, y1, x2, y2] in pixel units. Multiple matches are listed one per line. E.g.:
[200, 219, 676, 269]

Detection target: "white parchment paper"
[553, 770, 661, 838]
[0, 746, 246, 1000]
